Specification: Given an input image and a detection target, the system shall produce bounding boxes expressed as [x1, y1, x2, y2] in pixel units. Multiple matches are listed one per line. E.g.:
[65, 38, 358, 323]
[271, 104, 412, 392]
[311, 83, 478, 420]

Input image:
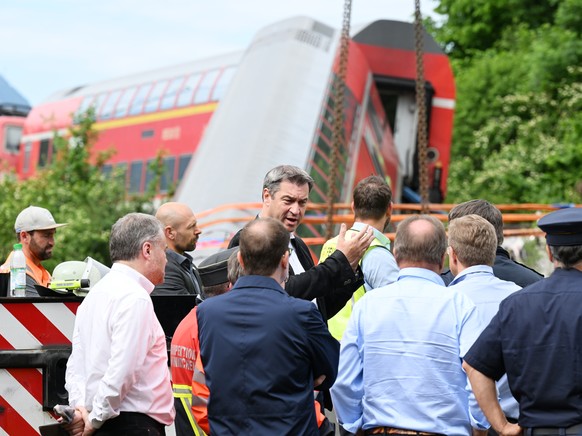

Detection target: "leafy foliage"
[0, 110, 158, 272]
[433, 0, 582, 203]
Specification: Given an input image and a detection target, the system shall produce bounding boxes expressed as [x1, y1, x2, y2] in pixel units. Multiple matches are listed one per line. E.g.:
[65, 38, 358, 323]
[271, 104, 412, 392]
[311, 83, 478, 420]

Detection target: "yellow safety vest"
[319, 228, 390, 340]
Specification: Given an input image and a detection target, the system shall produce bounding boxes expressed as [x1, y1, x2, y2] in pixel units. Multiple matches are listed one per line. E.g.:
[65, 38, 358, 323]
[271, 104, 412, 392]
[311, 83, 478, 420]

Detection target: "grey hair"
[227, 250, 245, 285]
[110, 213, 164, 262]
[262, 165, 314, 197]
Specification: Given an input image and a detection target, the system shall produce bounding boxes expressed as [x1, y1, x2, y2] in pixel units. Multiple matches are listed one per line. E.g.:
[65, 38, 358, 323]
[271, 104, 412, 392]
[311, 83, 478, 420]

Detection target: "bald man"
[152, 202, 203, 296]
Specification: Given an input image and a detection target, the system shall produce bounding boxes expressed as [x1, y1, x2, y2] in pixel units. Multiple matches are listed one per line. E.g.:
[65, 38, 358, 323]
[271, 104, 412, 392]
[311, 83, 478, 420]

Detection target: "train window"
[92, 93, 108, 117]
[193, 70, 220, 104]
[128, 83, 154, 116]
[129, 161, 144, 193]
[143, 80, 170, 113]
[76, 95, 96, 117]
[176, 73, 202, 107]
[160, 76, 186, 110]
[178, 154, 191, 180]
[38, 139, 51, 168]
[211, 66, 236, 101]
[99, 90, 122, 120]
[23, 142, 32, 173]
[160, 156, 176, 193]
[4, 125, 22, 153]
[101, 164, 113, 179]
[114, 86, 138, 118]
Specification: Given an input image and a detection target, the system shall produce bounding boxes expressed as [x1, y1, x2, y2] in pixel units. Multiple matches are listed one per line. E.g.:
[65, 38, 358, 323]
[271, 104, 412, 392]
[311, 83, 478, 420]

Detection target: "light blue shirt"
[352, 222, 399, 291]
[449, 264, 521, 419]
[331, 268, 487, 435]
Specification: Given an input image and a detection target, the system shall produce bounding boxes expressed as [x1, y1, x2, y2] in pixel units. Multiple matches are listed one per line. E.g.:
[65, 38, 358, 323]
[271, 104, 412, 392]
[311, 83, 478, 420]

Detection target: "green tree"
[0, 109, 159, 272]
[433, 0, 582, 203]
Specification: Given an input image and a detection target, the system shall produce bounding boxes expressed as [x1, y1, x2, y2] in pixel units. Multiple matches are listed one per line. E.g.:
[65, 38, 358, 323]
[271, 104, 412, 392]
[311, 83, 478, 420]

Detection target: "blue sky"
[0, 0, 439, 106]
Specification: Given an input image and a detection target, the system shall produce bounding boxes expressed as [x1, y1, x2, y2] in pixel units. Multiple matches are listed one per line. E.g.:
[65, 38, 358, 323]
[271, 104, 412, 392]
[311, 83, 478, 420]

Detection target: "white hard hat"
[50, 257, 110, 296]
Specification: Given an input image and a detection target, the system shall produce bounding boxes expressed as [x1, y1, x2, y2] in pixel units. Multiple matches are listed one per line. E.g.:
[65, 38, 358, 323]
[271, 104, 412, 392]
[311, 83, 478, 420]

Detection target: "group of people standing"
[18, 164, 581, 436]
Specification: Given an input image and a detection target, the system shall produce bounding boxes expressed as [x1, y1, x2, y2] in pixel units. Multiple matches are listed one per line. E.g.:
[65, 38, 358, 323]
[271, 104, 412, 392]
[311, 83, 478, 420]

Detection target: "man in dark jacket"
[152, 202, 204, 296]
[198, 218, 339, 435]
[228, 165, 373, 323]
[442, 199, 543, 286]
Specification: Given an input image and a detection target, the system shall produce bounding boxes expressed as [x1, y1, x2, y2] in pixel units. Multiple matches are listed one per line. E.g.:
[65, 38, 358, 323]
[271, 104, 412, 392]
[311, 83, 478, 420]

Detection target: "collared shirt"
[331, 268, 486, 435]
[449, 265, 521, 419]
[65, 263, 175, 429]
[351, 222, 398, 291]
[464, 268, 582, 428]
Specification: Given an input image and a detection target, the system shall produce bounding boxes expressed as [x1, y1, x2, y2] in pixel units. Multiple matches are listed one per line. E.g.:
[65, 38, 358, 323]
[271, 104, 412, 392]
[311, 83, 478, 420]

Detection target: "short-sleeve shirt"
[464, 268, 582, 427]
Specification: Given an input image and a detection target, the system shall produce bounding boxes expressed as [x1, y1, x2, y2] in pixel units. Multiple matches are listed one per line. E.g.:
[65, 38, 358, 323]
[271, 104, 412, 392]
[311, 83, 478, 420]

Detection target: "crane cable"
[326, 0, 352, 240]
[414, 0, 430, 214]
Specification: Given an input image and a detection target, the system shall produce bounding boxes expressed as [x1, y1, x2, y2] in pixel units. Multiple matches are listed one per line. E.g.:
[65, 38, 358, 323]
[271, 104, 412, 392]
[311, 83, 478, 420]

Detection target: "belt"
[525, 423, 582, 435]
[364, 427, 440, 435]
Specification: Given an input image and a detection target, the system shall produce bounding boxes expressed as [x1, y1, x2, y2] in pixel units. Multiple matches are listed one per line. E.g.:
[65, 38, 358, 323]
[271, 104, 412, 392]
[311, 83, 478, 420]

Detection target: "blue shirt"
[449, 265, 521, 419]
[331, 268, 486, 435]
[351, 222, 399, 291]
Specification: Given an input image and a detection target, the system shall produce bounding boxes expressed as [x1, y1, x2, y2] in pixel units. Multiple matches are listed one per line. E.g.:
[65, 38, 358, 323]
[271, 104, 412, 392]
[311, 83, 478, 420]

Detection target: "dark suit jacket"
[197, 275, 339, 435]
[442, 246, 544, 286]
[152, 249, 203, 296]
[228, 229, 363, 322]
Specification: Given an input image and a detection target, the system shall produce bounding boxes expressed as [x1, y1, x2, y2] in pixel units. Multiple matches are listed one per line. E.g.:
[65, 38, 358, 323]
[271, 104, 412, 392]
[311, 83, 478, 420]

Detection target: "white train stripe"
[33, 303, 76, 342]
[0, 369, 57, 433]
[0, 305, 42, 349]
[432, 97, 455, 110]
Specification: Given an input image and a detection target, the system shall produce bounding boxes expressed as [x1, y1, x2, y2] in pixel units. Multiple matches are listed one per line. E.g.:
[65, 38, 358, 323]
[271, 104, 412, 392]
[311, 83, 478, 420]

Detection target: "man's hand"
[335, 224, 374, 271]
[63, 407, 95, 436]
[496, 422, 522, 436]
[314, 374, 326, 387]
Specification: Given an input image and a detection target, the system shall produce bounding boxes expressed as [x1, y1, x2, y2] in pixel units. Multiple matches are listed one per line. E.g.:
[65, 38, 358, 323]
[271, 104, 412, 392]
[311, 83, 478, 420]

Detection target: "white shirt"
[65, 263, 175, 428]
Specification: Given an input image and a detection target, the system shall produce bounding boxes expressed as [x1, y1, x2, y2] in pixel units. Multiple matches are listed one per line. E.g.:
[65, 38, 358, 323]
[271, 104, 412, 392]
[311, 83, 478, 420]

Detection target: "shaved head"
[155, 202, 202, 254]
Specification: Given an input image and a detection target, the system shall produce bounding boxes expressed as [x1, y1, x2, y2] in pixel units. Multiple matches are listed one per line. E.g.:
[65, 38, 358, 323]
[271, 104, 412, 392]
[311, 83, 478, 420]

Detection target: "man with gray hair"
[228, 164, 373, 324]
[65, 213, 174, 435]
[332, 215, 487, 435]
[448, 214, 521, 431]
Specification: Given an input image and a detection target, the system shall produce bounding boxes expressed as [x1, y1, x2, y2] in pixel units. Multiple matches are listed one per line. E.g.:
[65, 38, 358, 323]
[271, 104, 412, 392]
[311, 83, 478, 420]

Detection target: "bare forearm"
[463, 361, 521, 435]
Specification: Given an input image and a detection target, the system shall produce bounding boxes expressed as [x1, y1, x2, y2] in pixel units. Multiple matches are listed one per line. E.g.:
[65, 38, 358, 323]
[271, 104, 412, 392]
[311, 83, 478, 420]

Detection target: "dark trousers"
[95, 412, 166, 436]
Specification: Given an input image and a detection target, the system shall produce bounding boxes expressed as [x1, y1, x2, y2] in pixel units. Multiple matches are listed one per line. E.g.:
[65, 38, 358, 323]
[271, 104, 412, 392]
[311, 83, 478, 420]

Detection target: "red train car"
[0, 75, 30, 177]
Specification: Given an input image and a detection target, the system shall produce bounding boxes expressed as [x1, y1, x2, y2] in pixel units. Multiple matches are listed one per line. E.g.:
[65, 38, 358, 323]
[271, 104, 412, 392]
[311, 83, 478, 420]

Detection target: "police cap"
[538, 207, 582, 246]
[198, 247, 239, 287]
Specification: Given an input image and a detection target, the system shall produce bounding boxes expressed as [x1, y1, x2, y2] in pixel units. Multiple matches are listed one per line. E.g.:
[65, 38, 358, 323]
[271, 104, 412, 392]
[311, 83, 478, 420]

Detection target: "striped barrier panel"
[0, 298, 80, 436]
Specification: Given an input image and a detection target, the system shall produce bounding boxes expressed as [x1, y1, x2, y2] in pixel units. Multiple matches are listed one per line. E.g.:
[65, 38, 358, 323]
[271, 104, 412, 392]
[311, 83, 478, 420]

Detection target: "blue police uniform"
[464, 207, 582, 432]
[464, 267, 582, 428]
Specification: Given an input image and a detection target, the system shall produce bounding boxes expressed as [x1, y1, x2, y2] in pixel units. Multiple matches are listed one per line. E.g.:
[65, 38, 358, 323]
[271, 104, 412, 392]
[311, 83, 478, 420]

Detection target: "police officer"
[463, 207, 582, 436]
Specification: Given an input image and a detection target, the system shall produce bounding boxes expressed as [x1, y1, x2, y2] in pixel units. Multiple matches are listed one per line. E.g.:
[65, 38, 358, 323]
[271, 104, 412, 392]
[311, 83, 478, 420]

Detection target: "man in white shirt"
[65, 213, 175, 435]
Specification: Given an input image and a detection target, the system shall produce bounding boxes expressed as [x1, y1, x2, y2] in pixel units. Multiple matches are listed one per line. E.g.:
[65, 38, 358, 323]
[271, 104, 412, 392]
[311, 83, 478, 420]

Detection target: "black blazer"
[152, 249, 203, 296]
[228, 230, 363, 322]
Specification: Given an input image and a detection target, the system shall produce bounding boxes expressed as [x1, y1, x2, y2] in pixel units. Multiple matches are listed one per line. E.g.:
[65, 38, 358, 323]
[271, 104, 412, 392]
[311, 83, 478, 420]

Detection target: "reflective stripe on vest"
[320, 229, 389, 340]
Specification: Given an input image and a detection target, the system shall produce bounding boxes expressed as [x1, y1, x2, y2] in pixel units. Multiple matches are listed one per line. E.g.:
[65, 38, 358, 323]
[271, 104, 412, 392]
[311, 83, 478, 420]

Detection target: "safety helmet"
[49, 257, 110, 296]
